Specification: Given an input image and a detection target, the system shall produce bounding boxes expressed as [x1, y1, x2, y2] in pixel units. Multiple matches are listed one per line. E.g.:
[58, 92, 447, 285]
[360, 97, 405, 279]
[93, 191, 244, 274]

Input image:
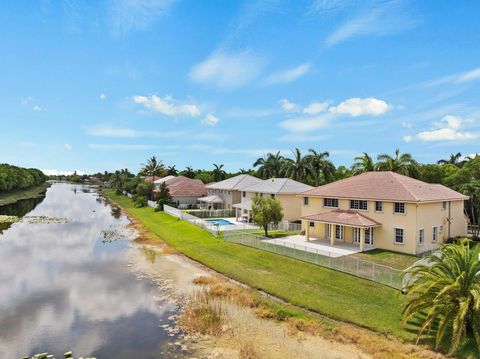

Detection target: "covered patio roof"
[198, 195, 224, 203]
[232, 200, 252, 210]
[301, 209, 381, 228]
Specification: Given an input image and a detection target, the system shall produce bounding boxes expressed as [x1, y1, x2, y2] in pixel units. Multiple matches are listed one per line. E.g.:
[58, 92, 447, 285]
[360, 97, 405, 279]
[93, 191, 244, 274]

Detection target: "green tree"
[305, 149, 334, 186]
[155, 182, 173, 211]
[376, 149, 419, 177]
[251, 194, 283, 237]
[195, 172, 214, 184]
[183, 166, 195, 178]
[402, 239, 480, 354]
[167, 165, 178, 176]
[253, 151, 286, 179]
[437, 152, 464, 167]
[352, 152, 376, 174]
[284, 148, 309, 182]
[460, 180, 480, 239]
[212, 163, 226, 182]
[141, 156, 165, 183]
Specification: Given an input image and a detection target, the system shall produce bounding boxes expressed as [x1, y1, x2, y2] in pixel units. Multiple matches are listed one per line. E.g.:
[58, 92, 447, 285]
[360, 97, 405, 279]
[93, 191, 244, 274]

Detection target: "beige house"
[300, 171, 468, 255]
[234, 178, 313, 222]
[198, 174, 264, 210]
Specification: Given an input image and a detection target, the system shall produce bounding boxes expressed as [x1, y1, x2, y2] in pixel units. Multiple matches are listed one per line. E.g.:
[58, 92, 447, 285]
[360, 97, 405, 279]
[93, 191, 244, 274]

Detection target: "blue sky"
[1, 0, 479, 175]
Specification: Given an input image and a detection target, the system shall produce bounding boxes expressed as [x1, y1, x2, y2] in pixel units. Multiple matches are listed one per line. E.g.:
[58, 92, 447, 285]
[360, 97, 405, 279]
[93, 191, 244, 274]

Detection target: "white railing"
[163, 204, 221, 236]
[224, 230, 403, 290]
[185, 209, 236, 218]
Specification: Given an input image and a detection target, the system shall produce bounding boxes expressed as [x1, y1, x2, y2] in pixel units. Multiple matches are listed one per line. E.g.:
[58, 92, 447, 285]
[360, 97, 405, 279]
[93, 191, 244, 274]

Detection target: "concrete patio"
[263, 234, 365, 257]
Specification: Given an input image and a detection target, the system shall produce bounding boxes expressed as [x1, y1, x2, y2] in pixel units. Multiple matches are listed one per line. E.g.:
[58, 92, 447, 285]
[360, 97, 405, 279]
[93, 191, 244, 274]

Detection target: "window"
[335, 225, 344, 240]
[325, 224, 331, 238]
[309, 221, 315, 228]
[353, 228, 360, 244]
[442, 201, 447, 210]
[439, 225, 443, 233]
[432, 226, 438, 242]
[375, 201, 383, 212]
[394, 202, 405, 214]
[419, 229, 424, 245]
[350, 199, 368, 211]
[271, 194, 275, 199]
[323, 198, 339, 208]
[365, 228, 374, 245]
[242, 191, 246, 197]
[303, 197, 309, 206]
[394, 228, 404, 244]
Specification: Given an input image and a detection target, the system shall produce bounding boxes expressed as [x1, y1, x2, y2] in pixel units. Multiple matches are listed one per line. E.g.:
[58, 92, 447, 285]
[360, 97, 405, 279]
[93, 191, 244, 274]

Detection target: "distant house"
[198, 174, 264, 210]
[233, 178, 313, 222]
[153, 176, 206, 209]
[300, 171, 468, 255]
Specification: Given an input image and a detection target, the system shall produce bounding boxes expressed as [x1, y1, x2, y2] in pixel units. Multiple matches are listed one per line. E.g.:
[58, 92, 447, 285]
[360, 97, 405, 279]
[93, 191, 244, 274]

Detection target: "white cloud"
[201, 113, 219, 126]
[100, 93, 106, 100]
[425, 67, 480, 87]
[87, 126, 186, 138]
[189, 50, 263, 90]
[132, 95, 200, 117]
[403, 135, 413, 143]
[277, 133, 327, 142]
[21, 96, 34, 106]
[456, 68, 480, 83]
[329, 97, 389, 117]
[41, 169, 85, 176]
[279, 99, 298, 112]
[401, 121, 412, 129]
[33, 105, 45, 112]
[265, 63, 311, 85]
[88, 144, 160, 151]
[303, 102, 329, 115]
[64, 144, 72, 150]
[407, 115, 477, 142]
[325, 0, 418, 46]
[279, 113, 334, 132]
[109, 0, 176, 36]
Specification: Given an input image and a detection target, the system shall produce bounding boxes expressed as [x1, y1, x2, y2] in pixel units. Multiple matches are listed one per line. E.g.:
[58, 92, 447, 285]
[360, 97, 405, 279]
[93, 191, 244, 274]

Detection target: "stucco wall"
[206, 188, 242, 209]
[240, 192, 303, 222]
[172, 196, 199, 207]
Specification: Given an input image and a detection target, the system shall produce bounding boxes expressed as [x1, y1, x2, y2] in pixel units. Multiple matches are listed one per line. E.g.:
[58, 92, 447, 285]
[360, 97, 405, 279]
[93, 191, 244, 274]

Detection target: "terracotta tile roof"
[301, 209, 381, 227]
[302, 171, 468, 202]
[153, 176, 206, 197]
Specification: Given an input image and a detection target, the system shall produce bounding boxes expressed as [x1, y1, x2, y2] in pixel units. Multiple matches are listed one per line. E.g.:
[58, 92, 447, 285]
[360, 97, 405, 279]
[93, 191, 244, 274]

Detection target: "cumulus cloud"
[303, 102, 329, 115]
[279, 99, 298, 112]
[201, 113, 219, 126]
[133, 95, 200, 117]
[265, 63, 311, 85]
[406, 115, 477, 142]
[33, 105, 45, 112]
[189, 50, 263, 90]
[100, 93, 106, 100]
[329, 97, 389, 117]
[41, 169, 84, 176]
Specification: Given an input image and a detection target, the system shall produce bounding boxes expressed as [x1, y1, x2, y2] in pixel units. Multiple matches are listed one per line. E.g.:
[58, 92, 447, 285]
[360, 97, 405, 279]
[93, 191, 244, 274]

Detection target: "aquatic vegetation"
[22, 216, 68, 224]
[179, 290, 225, 336]
[23, 351, 96, 359]
[0, 215, 20, 223]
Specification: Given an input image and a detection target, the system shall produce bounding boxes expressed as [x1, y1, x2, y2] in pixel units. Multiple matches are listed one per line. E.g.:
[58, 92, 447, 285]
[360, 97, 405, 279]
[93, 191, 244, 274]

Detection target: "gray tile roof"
[206, 174, 264, 191]
[242, 178, 313, 194]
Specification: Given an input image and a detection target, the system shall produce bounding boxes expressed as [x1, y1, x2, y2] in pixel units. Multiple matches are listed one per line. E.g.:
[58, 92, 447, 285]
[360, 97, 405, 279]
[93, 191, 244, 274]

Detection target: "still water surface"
[0, 183, 182, 358]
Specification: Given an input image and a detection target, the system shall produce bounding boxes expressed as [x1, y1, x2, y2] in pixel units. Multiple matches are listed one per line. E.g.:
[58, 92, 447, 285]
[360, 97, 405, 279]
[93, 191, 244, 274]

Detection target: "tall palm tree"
[253, 151, 285, 179]
[183, 166, 195, 178]
[402, 239, 480, 354]
[352, 152, 376, 174]
[437, 152, 464, 167]
[460, 180, 480, 239]
[212, 163, 226, 182]
[284, 148, 309, 182]
[376, 149, 419, 177]
[141, 156, 165, 183]
[167, 165, 178, 176]
[305, 149, 334, 186]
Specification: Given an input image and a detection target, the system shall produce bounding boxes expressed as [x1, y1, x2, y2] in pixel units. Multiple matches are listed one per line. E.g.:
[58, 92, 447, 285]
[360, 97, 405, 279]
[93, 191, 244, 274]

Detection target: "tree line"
[0, 163, 47, 192]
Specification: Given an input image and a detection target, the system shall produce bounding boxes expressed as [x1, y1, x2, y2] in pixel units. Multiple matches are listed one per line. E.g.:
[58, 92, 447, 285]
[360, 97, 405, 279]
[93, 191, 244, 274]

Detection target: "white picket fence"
[164, 204, 222, 236]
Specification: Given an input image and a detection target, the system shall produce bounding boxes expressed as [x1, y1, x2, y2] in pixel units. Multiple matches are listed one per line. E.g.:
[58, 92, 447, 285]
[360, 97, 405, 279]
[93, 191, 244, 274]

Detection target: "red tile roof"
[153, 176, 206, 197]
[302, 171, 467, 202]
[301, 209, 381, 227]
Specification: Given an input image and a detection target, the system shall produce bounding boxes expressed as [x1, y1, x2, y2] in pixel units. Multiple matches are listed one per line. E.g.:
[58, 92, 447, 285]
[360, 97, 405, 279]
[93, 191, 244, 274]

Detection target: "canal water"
[0, 183, 187, 358]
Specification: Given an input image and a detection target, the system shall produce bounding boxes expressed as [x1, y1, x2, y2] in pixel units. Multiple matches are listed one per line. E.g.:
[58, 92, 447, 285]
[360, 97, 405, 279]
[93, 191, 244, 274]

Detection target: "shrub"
[132, 194, 147, 208]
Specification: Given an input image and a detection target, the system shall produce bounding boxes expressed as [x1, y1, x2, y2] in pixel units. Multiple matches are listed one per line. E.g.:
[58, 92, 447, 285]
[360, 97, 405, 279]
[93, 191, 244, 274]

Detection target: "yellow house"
[233, 178, 313, 222]
[300, 171, 468, 255]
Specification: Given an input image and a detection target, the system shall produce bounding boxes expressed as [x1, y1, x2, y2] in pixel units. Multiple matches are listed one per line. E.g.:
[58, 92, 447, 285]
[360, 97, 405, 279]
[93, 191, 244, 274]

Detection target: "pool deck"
[209, 217, 259, 231]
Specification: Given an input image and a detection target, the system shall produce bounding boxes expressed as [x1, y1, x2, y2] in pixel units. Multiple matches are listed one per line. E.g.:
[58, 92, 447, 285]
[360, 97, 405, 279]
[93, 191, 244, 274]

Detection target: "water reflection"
[0, 183, 178, 358]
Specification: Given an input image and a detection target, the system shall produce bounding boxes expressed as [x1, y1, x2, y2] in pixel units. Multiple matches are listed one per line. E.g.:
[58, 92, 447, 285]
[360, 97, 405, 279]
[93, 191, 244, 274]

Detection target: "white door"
[353, 228, 360, 244]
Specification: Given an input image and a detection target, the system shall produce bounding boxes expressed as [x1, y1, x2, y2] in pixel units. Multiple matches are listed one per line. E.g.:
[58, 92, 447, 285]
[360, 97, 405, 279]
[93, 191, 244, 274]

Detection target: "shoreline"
[0, 183, 50, 206]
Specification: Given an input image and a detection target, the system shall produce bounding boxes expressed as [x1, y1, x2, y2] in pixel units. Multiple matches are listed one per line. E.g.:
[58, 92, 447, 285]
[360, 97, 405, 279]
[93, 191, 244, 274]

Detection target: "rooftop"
[242, 178, 313, 194]
[153, 176, 206, 197]
[206, 174, 264, 191]
[301, 209, 381, 228]
[302, 171, 468, 202]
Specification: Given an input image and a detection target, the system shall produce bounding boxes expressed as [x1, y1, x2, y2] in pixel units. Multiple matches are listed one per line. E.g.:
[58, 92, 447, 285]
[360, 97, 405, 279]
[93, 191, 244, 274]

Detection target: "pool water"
[205, 219, 235, 226]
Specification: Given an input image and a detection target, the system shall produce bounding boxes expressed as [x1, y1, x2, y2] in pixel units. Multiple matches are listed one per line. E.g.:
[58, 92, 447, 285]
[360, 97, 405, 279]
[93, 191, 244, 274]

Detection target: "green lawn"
[106, 190, 410, 340]
[0, 183, 50, 206]
[352, 249, 420, 270]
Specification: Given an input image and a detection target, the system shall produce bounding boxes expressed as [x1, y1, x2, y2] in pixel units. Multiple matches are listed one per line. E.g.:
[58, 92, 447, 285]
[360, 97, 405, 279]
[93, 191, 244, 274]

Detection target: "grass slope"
[0, 183, 50, 206]
[107, 191, 410, 340]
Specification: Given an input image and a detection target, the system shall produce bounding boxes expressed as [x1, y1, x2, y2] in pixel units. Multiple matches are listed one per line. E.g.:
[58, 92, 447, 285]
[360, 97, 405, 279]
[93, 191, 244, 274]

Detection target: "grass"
[352, 249, 420, 270]
[0, 183, 50, 206]
[105, 190, 410, 340]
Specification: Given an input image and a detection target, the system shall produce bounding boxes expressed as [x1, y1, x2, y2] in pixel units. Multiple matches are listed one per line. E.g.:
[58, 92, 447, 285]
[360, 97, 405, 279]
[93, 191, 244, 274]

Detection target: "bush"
[132, 194, 147, 208]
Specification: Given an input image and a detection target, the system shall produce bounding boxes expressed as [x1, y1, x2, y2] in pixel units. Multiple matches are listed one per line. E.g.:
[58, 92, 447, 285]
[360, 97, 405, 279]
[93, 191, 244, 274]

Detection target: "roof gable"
[206, 174, 264, 191]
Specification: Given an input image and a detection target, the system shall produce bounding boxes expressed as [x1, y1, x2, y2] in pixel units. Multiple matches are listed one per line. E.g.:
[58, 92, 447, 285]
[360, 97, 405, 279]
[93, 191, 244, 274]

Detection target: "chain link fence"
[224, 230, 403, 290]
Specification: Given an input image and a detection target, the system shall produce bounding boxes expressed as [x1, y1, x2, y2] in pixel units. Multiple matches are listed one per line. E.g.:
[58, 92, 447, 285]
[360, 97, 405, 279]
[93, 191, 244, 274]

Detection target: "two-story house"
[233, 178, 313, 222]
[198, 174, 264, 210]
[300, 171, 468, 255]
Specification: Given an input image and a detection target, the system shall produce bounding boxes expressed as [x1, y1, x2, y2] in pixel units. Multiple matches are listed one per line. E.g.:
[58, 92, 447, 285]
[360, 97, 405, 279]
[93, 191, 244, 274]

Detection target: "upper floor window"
[323, 198, 339, 208]
[442, 201, 447, 210]
[394, 228, 404, 244]
[375, 201, 383, 212]
[242, 191, 246, 197]
[418, 229, 424, 245]
[309, 221, 315, 227]
[303, 197, 309, 206]
[350, 199, 368, 211]
[432, 226, 438, 242]
[394, 202, 405, 214]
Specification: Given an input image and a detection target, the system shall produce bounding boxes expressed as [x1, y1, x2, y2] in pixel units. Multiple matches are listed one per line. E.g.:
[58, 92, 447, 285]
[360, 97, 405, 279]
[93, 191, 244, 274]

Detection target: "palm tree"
[305, 149, 334, 186]
[212, 163, 226, 182]
[253, 151, 285, 179]
[284, 148, 309, 182]
[167, 165, 178, 176]
[437, 152, 465, 167]
[376, 149, 419, 177]
[141, 155, 165, 183]
[402, 239, 480, 354]
[184, 166, 195, 178]
[352, 152, 376, 174]
[460, 180, 480, 239]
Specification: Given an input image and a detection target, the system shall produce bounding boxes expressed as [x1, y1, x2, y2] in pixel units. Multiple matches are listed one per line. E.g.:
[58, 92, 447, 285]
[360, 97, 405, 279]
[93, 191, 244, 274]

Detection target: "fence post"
[373, 263, 376, 281]
[356, 259, 359, 277]
[316, 249, 318, 265]
[390, 270, 393, 287]
[284, 241, 286, 255]
[328, 253, 331, 268]
[305, 247, 307, 261]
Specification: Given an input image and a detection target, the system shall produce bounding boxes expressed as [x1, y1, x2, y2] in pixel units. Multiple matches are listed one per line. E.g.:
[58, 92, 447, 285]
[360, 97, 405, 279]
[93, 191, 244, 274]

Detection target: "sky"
[1, 0, 479, 175]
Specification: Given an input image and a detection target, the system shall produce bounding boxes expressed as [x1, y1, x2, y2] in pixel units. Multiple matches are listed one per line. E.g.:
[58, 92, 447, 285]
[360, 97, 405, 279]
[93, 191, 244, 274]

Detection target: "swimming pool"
[205, 219, 235, 226]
